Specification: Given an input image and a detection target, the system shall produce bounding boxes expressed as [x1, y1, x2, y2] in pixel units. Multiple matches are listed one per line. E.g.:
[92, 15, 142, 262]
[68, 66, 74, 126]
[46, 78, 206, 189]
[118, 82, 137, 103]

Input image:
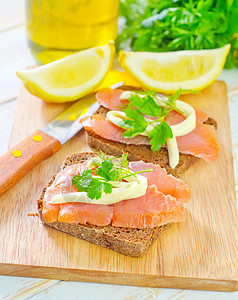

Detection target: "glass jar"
[26, 0, 119, 64]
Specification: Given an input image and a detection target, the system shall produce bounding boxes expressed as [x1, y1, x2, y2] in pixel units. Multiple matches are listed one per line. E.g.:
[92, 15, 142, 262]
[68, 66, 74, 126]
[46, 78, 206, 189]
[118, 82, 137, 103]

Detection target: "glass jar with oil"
[26, 0, 119, 64]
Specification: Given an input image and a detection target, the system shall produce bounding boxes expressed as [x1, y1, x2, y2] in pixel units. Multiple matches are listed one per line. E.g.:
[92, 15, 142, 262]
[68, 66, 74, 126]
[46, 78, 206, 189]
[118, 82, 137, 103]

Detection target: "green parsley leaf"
[102, 182, 113, 194]
[72, 170, 92, 192]
[149, 121, 173, 152]
[96, 160, 119, 181]
[121, 151, 129, 168]
[168, 88, 199, 105]
[96, 160, 111, 178]
[121, 108, 148, 138]
[129, 93, 161, 117]
[166, 88, 199, 114]
[87, 178, 109, 200]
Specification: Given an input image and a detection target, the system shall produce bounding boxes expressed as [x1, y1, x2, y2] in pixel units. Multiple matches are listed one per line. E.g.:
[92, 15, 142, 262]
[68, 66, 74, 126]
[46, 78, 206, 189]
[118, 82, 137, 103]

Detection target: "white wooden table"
[0, 1, 238, 299]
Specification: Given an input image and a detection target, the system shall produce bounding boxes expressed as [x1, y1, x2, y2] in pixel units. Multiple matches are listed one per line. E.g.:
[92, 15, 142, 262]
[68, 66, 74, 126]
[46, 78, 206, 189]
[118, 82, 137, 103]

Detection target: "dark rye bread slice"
[85, 106, 217, 177]
[37, 152, 166, 257]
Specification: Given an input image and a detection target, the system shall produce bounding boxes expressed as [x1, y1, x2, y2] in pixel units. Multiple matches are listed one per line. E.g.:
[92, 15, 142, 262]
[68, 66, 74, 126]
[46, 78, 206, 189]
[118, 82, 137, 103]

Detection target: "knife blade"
[42, 94, 99, 144]
[41, 80, 125, 143]
[0, 94, 99, 196]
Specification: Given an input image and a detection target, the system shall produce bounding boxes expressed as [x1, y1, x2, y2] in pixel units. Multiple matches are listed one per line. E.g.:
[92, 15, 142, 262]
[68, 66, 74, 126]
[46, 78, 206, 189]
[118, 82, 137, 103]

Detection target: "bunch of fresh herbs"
[117, 0, 238, 68]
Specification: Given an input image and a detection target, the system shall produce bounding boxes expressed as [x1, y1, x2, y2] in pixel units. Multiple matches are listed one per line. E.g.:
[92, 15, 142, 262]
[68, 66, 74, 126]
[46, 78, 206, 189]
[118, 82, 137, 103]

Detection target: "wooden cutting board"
[0, 81, 238, 292]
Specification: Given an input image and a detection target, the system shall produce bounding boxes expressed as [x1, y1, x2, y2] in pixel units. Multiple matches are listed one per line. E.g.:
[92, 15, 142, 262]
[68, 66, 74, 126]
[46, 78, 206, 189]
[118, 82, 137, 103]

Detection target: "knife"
[0, 94, 100, 197]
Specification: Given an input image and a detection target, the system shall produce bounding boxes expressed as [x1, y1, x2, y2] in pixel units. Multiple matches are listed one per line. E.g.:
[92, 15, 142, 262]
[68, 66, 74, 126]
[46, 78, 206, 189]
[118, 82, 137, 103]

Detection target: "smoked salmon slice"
[96, 88, 125, 110]
[81, 89, 219, 161]
[129, 161, 191, 202]
[96, 88, 209, 124]
[81, 114, 150, 145]
[112, 185, 184, 229]
[176, 123, 219, 161]
[81, 114, 219, 161]
[58, 202, 114, 226]
[42, 160, 189, 228]
[42, 162, 88, 223]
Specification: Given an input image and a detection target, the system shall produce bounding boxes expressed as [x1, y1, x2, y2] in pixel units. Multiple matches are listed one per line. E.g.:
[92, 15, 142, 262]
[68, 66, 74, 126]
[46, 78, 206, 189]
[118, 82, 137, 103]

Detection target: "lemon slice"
[119, 45, 230, 93]
[17, 42, 115, 103]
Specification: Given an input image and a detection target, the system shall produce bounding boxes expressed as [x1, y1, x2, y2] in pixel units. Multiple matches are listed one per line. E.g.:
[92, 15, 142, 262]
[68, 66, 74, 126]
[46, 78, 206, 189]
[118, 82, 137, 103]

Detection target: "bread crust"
[37, 152, 166, 257]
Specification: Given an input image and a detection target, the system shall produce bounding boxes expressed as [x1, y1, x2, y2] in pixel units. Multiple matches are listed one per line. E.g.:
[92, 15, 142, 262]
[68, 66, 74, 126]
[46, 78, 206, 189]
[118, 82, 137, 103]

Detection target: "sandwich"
[81, 87, 219, 176]
[38, 151, 191, 257]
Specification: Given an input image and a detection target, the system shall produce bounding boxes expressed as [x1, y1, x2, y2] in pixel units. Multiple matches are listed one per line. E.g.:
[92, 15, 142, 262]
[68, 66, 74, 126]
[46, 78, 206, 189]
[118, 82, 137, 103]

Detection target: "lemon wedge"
[119, 45, 230, 93]
[17, 42, 115, 103]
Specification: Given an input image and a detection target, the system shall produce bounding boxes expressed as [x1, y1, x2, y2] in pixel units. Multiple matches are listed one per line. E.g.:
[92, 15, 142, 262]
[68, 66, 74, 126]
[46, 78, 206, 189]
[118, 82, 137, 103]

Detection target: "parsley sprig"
[72, 152, 152, 200]
[119, 89, 195, 152]
[118, 0, 238, 69]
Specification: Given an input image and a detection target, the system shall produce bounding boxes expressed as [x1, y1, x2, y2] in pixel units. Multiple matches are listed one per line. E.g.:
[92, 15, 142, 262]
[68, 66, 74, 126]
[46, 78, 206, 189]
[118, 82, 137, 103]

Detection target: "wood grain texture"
[0, 129, 61, 196]
[0, 82, 237, 292]
[0, 99, 16, 155]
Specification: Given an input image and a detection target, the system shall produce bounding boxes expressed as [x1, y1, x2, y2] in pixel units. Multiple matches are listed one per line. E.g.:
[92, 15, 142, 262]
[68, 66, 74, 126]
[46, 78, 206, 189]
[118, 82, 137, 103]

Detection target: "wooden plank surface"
[0, 90, 237, 299]
[0, 81, 237, 292]
[0, 99, 16, 155]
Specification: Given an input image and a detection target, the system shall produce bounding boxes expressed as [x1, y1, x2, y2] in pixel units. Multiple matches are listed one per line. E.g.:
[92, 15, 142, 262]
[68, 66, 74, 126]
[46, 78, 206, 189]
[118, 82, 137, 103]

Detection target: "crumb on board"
[27, 212, 39, 217]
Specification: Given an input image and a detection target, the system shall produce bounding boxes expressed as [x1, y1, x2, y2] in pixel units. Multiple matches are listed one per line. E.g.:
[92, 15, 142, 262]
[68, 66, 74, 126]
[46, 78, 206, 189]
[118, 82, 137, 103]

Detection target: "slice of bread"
[37, 152, 166, 257]
[84, 106, 217, 177]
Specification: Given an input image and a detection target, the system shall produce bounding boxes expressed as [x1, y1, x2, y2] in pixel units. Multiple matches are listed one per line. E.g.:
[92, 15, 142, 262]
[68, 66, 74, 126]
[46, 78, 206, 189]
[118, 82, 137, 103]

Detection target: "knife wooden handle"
[0, 129, 61, 196]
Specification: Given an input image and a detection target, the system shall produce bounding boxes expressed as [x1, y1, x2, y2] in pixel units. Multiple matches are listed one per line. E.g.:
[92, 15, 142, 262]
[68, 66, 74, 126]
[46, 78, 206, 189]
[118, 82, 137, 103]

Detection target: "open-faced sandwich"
[81, 87, 219, 176]
[38, 152, 191, 257]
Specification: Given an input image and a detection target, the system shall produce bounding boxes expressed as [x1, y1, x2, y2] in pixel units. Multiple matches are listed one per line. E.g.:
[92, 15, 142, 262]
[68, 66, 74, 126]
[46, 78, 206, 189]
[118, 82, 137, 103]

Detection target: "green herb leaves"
[149, 122, 173, 152]
[128, 91, 161, 117]
[87, 179, 112, 200]
[72, 168, 113, 200]
[120, 107, 148, 138]
[120, 90, 185, 152]
[71, 152, 152, 200]
[96, 160, 118, 182]
[118, 0, 238, 68]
